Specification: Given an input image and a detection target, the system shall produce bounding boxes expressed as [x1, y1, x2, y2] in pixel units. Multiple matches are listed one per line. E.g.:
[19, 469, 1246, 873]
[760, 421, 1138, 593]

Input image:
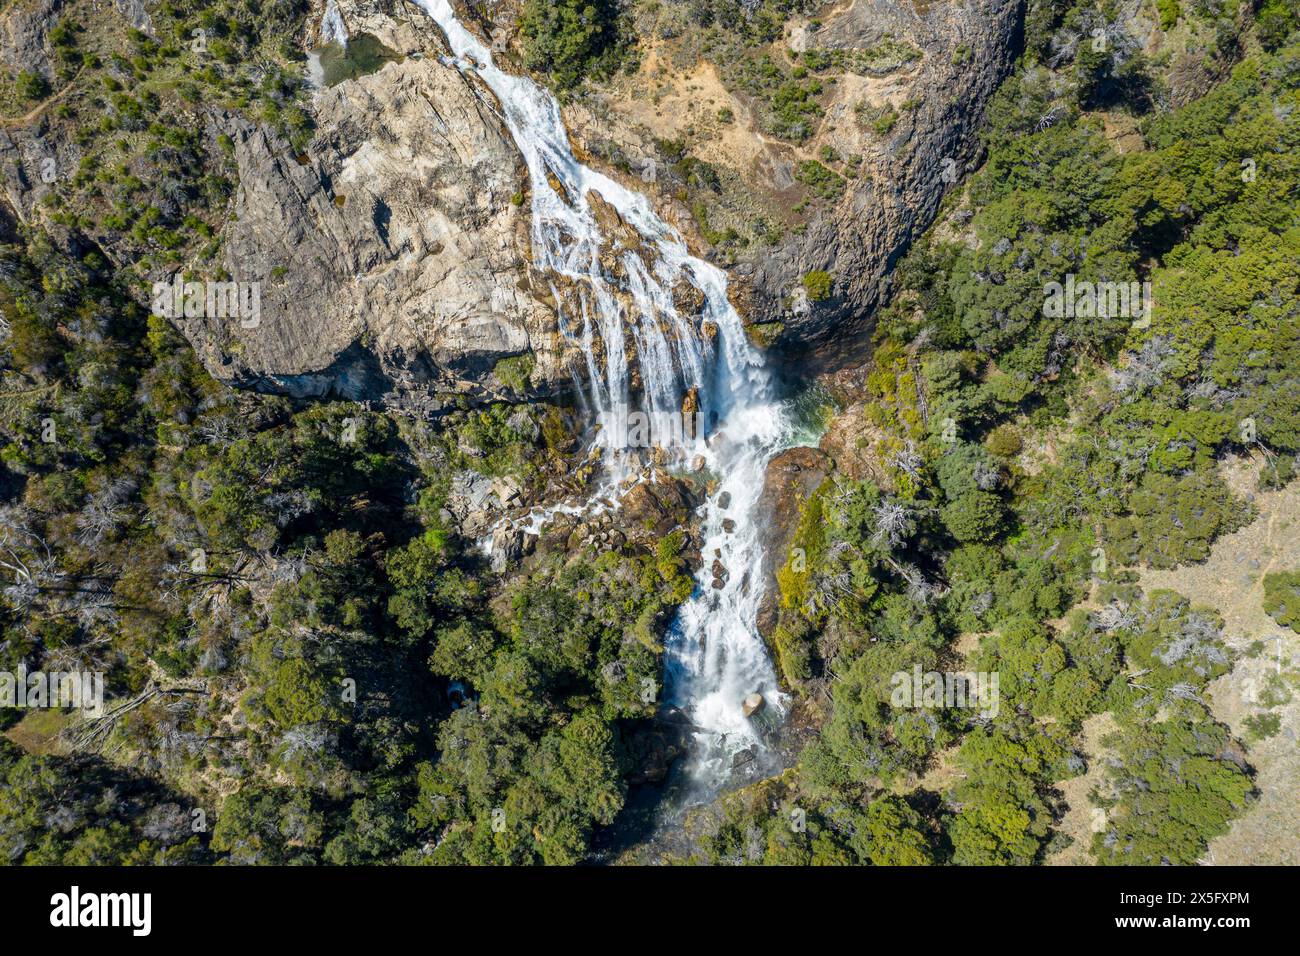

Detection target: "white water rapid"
[321, 0, 349, 47]
[419, 0, 796, 797]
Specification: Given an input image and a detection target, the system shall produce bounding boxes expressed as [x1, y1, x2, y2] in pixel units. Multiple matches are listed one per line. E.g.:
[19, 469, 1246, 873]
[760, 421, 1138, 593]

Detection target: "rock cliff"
[191, 11, 565, 401]
[1, 0, 1025, 398]
[562, 0, 1026, 373]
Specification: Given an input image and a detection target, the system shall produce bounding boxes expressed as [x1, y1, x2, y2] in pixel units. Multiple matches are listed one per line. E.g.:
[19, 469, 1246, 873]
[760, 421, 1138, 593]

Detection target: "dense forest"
[1, 0, 1297, 865]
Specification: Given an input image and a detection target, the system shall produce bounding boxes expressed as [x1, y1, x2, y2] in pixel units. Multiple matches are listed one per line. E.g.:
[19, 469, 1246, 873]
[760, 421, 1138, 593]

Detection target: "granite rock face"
[198, 0, 1026, 398]
[0, 0, 62, 83]
[1, 0, 1026, 400]
[186, 12, 564, 401]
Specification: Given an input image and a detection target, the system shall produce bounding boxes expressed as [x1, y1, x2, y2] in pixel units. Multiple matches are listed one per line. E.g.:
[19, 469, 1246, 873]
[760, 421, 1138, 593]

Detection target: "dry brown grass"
[1134, 455, 1300, 864]
[1046, 711, 1117, 866]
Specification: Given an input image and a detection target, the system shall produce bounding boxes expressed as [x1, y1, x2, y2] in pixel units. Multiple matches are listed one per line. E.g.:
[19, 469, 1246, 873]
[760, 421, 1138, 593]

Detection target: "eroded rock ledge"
[189, 12, 564, 402]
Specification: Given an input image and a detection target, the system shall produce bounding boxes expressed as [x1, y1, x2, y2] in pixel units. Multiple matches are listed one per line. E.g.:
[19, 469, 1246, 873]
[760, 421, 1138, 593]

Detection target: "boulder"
[489, 527, 524, 574]
[621, 475, 701, 539]
[754, 446, 830, 639]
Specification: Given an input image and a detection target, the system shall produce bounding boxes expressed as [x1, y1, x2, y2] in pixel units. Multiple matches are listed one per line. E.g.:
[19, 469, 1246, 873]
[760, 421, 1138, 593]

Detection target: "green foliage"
[1257, 0, 1300, 48]
[1107, 471, 1250, 568]
[693, 774, 936, 865]
[0, 741, 210, 865]
[763, 8, 1292, 869]
[16, 70, 50, 101]
[1, 0, 1290, 870]
[1092, 716, 1253, 865]
[1263, 570, 1300, 631]
[794, 160, 844, 201]
[948, 720, 1071, 865]
[520, 0, 627, 91]
[1156, 0, 1181, 30]
[801, 269, 834, 301]
[728, 53, 824, 141]
[493, 353, 535, 394]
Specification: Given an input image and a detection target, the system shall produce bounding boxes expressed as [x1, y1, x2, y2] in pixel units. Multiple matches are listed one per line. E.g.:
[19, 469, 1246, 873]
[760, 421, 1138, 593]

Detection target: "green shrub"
[520, 0, 625, 91]
[794, 160, 844, 200]
[1263, 571, 1300, 632]
[494, 353, 535, 394]
[1156, 0, 1180, 30]
[802, 269, 833, 301]
[985, 424, 1023, 458]
[16, 70, 50, 101]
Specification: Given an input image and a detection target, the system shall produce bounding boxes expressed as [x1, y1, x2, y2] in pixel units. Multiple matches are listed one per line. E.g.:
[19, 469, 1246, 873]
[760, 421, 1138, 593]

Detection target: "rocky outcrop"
[186, 11, 565, 401]
[0, 0, 60, 83]
[819, 404, 902, 492]
[3, 0, 1025, 403]
[755, 446, 830, 638]
[445, 471, 527, 538]
[0, 1, 69, 227]
[620, 476, 700, 538]
[750, 0, 1024, 368]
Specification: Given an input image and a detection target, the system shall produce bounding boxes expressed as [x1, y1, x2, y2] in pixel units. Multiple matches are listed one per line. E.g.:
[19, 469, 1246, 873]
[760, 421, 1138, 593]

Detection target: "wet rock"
[672, 277, 706, 317]
[625, 709, 697, 785]
[742, 693, 765, 718]
[621, 474, 702, 539]
[721, 518, 736, 534]
[489, 526, 524, 573]
[755, 446, 830, 640]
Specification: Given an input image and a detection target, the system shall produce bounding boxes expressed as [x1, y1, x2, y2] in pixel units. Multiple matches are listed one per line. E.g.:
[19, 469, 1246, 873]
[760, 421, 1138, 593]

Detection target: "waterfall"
[321, 0, 348, 47]
[417, 0, 794, 797]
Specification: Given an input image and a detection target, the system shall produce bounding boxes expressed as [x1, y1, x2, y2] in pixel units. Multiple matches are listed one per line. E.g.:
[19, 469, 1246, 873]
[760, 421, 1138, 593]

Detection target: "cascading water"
[321, 0, 349, 47]
[419, 0, 795, 799]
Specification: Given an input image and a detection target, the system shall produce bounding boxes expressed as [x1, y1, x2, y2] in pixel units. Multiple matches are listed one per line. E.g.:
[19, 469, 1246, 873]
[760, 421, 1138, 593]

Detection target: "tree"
[519, 0, 625, 91]
[1263, 571, 1300, 632]
[848, 796, 935, 865]
[941, 490, 1005, 542]
[1092, 717, 1253, 865]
